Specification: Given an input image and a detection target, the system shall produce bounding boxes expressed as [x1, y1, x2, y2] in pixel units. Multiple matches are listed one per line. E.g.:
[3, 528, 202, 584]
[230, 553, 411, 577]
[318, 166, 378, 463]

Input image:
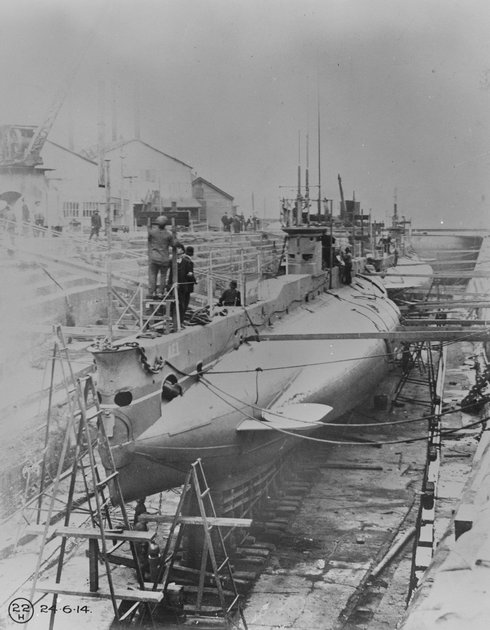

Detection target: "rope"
[198, 372, 485, 429]
[199, 376, 489, 445]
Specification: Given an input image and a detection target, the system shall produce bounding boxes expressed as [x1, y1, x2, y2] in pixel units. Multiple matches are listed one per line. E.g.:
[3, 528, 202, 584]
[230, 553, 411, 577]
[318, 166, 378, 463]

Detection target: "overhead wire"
[197, 370, 489, 445]
[198, 370, 486, 428]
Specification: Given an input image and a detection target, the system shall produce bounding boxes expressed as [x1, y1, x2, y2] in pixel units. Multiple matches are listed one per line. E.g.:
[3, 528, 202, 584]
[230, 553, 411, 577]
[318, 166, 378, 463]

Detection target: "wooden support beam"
[246, 328, 490, 342]
[395, 259, 477, 266]
[36, 582, 163, 603]
[89, 539, 99, 592]
[111, 287, 140, 322]
[413, 248, 479, 254]
[401, 300, 490, 310]
[372, 271, 490, 278]
[138, 514, 252, 528]
[52, 526, 155, 542]
[402, 319, 490, 327]
[26, 325, 133, 339]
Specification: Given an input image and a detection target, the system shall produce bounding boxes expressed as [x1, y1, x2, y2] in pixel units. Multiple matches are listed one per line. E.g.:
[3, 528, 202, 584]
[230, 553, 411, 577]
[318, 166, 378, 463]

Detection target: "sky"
[1, 0, 490, 226]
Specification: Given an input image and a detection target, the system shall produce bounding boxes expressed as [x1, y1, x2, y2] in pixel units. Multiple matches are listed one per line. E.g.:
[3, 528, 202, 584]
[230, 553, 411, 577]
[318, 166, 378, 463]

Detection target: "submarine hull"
[93, 274, 400, 502]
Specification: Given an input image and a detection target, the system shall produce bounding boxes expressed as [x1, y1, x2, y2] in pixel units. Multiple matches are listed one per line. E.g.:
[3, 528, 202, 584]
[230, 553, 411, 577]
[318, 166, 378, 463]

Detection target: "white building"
[192, 177, 235, 229]
[101, 139, 200, 227]
[42, 141, 102, 229]
[36, 138, 201, 230]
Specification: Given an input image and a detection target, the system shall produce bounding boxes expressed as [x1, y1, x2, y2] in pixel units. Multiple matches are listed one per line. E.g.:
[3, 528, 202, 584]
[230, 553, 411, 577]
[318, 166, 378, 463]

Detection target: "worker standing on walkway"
[342, 247, 353, 284]
[168, 243, 195, 325]
[148, 216, 175, 298]
[182, 245, 197, 318]
[89, 209, 102, 241]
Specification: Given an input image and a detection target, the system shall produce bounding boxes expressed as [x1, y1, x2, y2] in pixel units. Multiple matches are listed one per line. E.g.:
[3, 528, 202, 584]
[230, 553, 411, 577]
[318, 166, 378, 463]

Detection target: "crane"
[338, 174, 346, 219]
[0, 34, 92, 169]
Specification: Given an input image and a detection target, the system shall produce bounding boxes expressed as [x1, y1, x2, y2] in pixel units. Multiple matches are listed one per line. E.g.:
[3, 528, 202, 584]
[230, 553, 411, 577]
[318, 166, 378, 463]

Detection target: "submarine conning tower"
[282, 225, 326, 275]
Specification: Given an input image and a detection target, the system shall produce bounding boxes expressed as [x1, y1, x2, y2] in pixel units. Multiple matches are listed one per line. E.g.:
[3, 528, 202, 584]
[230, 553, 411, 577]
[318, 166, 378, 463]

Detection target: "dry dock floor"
[0, 342, 481, 629]
[244, 342, 479, 630]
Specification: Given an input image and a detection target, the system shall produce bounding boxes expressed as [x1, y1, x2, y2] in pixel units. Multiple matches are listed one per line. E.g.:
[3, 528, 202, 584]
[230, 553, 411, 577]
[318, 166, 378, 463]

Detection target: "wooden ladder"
[28, 325, 161, 628]
[154, 459, 248, 629]
[141, 283, 180, 333]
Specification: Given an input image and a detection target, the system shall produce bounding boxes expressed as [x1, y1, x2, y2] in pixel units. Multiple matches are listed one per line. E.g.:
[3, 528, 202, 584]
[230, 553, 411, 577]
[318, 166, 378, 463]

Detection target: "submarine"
[91, 223, 401, 502]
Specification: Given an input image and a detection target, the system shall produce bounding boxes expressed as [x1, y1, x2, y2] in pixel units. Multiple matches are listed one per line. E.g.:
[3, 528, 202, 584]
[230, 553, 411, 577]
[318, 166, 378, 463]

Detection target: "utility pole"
[305, 133, 310, 224]
[296, 131, 301, 225]
[124, 175, 137, 231]
[317, 88, 322, 218]
[105, 159, 113, 344]
[393, 187, 398, 227]
[134, 80, 141, 140]
[171, 218, 179, 331]
[352, 190, 356, 250]
[329, 201, 334, 289]
[360, 207, 364, 256]
[97, 80, 106, 188]
[120, 149, 125, 228]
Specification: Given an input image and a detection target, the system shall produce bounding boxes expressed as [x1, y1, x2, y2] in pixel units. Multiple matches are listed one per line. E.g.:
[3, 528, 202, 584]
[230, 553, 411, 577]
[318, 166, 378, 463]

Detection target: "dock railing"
[2, 218, 282, 332]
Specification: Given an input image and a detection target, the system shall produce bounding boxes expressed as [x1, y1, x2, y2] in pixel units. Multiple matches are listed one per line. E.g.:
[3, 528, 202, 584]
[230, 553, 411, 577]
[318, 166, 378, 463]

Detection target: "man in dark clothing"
[232, 216, 241, 233]
[217, 280, 241, 307]
[321, 234, 336, 269]
[168, 243, 195, 325]
[342, 247, 353, 284]
[89, 209, 102, 240]
[148, 216, 174, 298]
[182, 246, 197, 317]
[221, 213, 230, 231]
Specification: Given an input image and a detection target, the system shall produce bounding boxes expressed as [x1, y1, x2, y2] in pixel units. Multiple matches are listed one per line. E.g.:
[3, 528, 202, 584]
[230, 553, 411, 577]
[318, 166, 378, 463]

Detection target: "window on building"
[62, 201, 79, 217]
[82, 202, 101, 217]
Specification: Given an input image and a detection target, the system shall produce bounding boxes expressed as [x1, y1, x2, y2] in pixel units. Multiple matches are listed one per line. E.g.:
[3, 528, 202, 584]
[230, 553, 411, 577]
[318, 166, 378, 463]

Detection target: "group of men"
[1, 198, 46, 240]
[148, 215, 241, 326]
[221, 212, 259, 233]
[147, 216, 195, 323]
[321, 234, 353, 284]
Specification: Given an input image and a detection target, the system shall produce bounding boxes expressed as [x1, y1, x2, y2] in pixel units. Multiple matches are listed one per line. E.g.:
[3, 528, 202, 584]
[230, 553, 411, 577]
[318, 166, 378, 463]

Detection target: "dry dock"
[243, 340, 482, 630]
[0, 337, 482, 629]
[1, 230, 489, 629]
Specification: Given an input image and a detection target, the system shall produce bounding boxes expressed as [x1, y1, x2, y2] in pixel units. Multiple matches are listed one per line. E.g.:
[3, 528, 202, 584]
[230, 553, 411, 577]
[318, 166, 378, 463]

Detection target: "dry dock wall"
[400, 234, 490, 630]
[400, 428, 490, 630]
